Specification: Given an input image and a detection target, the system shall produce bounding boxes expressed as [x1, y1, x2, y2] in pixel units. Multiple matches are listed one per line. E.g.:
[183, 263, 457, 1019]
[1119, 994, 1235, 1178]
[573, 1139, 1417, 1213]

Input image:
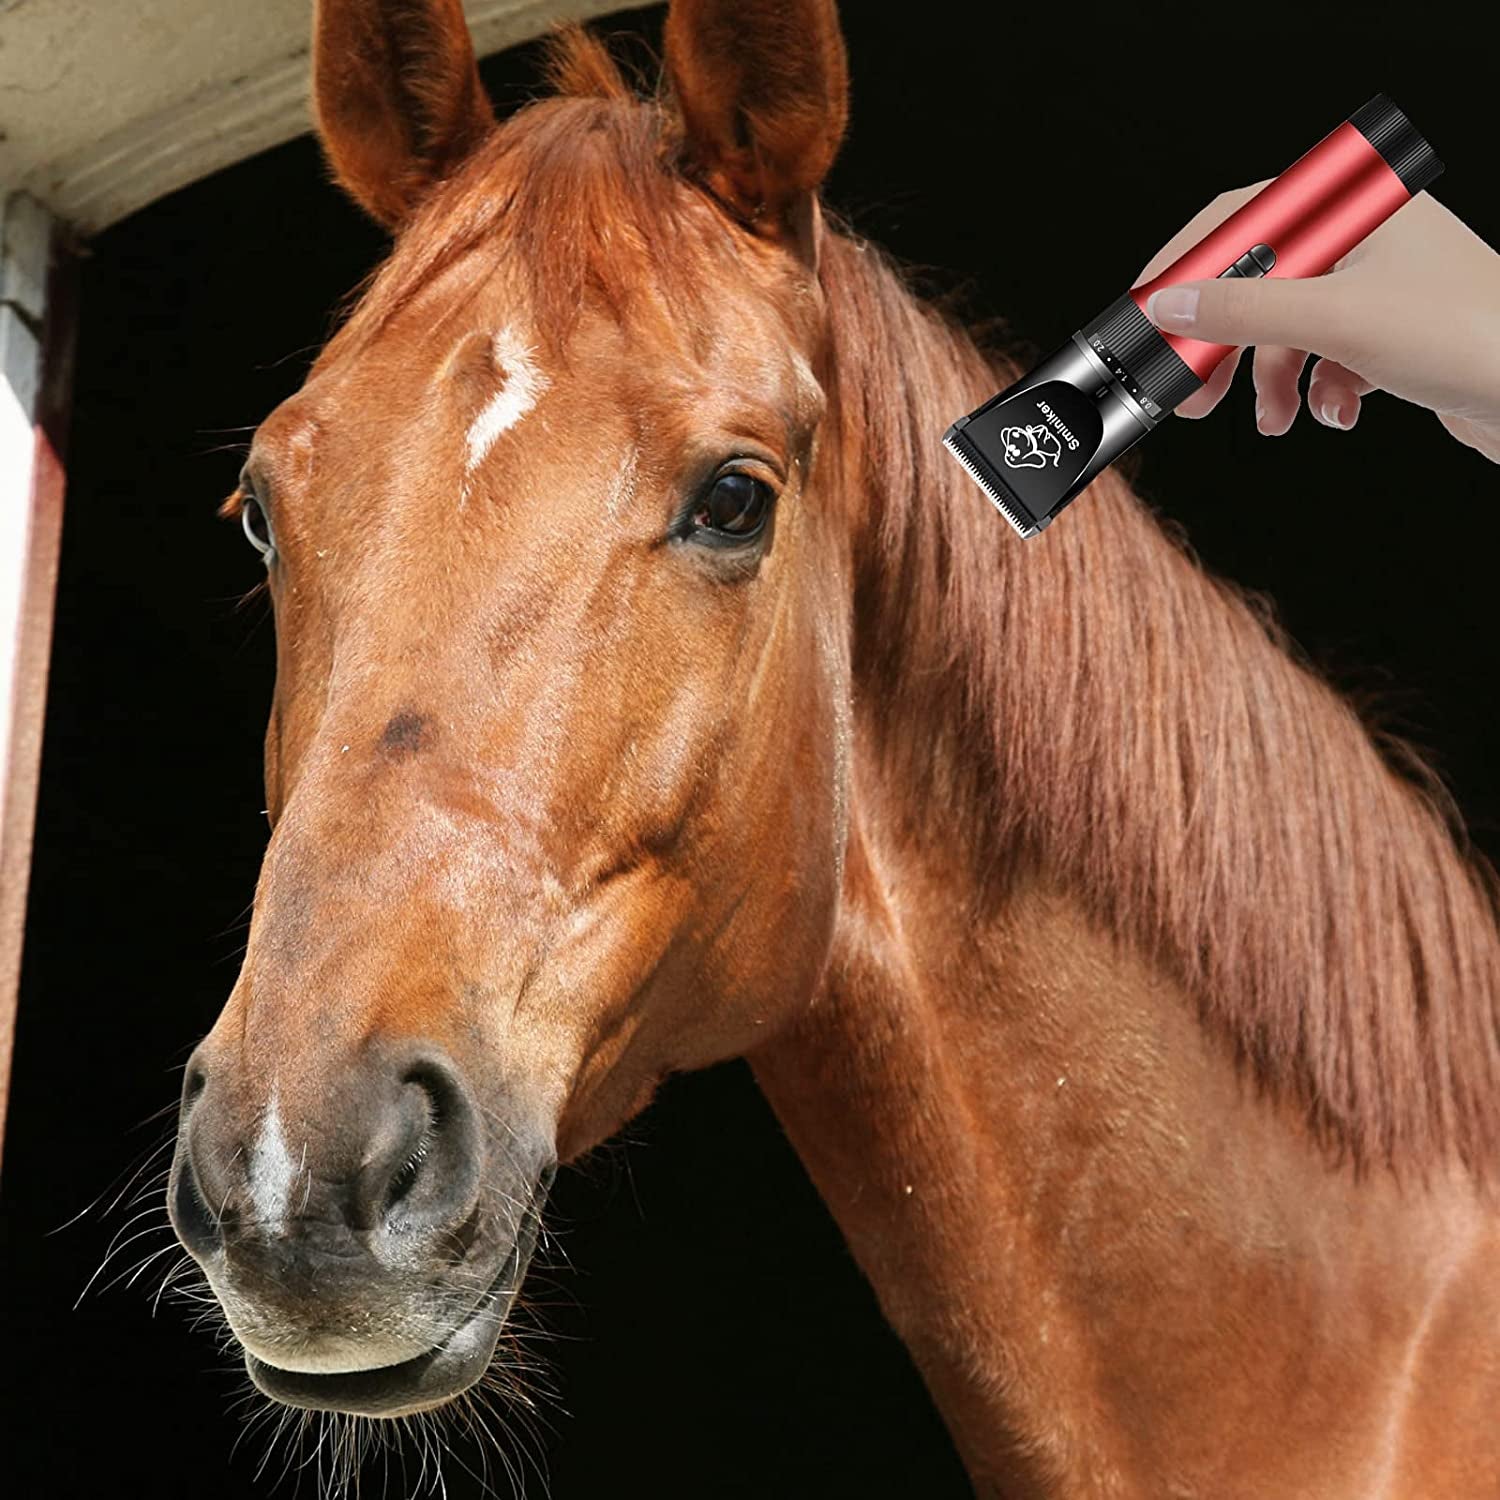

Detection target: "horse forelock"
[323, 27, 770, 373]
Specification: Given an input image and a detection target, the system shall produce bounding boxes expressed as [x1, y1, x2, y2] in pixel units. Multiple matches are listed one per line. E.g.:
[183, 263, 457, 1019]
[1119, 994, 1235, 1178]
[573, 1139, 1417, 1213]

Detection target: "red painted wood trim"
[0, 233, 77, 1177]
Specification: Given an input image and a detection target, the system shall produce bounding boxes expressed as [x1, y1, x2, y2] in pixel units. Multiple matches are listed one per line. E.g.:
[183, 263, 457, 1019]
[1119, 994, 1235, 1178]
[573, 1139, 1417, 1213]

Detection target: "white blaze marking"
[465, 326, 549, 474]
[249, 1087, 296, 1230]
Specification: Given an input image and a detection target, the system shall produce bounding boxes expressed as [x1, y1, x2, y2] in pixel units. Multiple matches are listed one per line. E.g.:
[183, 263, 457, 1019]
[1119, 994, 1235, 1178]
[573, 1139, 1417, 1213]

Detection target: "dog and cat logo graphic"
[999, 423, 1062, 469]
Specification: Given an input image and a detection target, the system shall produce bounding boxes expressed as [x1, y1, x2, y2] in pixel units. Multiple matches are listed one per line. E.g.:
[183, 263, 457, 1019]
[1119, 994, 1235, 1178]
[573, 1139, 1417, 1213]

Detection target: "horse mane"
[337, 25, 1500, 1176]
[817, 219, 1500, 1176]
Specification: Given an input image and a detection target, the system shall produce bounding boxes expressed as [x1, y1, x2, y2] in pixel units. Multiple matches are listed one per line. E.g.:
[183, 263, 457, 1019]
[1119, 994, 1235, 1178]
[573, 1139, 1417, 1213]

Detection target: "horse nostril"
[170, 1151, 222, 1257]
[167, 1058, 225, 1258]
[383, 1137, 427, 1215]
[357, 1053, 481, 1239]
[183, 1066, 206, 1110]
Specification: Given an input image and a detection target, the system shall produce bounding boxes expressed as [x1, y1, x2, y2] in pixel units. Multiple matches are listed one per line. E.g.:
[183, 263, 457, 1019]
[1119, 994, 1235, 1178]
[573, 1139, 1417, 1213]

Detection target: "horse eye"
[240, 490, 275, 563]
[688, 472, 773, 543]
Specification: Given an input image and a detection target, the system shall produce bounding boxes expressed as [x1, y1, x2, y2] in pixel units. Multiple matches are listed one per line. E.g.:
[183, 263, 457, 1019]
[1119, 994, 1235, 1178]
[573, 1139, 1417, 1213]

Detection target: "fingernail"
[1146, 287, 1199, 331]
[1329, 402, 1353, 430]
[1255, 400, 1267, 431]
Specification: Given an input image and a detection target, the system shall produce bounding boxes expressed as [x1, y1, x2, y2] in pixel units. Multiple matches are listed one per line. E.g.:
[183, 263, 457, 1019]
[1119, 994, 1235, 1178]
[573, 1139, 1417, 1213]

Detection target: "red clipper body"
[1133, 120, 1418, 381]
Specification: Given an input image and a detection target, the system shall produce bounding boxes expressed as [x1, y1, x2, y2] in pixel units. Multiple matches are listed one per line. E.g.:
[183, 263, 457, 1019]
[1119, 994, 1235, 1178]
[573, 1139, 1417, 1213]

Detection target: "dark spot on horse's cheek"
[381, 711, 431, 757]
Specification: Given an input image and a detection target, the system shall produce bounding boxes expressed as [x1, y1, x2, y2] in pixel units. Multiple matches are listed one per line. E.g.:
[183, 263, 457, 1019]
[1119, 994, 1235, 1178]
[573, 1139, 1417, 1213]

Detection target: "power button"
[1218, 243, 1278, 279]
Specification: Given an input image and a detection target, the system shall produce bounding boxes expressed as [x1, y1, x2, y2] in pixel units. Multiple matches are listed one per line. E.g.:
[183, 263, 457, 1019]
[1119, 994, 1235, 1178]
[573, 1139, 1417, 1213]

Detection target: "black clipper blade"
[942, 422, 1044, 539]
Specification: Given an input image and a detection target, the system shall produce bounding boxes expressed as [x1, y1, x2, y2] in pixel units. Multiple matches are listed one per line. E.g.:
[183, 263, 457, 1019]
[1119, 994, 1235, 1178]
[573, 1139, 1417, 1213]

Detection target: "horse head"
[168, 0, 853, 1419]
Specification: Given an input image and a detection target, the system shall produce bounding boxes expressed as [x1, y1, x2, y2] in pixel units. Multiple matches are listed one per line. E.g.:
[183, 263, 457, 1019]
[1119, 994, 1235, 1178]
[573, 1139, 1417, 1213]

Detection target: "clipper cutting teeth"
[942, 430, 1038, 539]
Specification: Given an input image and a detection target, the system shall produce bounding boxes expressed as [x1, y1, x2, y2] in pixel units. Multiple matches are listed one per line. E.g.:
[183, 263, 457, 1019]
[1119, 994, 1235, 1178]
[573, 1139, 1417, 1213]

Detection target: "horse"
[166, 1, 1500, 1494]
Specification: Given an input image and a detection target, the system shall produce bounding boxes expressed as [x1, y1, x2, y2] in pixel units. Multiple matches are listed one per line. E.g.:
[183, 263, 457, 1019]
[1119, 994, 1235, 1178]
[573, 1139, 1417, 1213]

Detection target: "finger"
[1134, 183, 1270, 285]
[1306, 357, 1376, 430]
[1145, 274, 1355, 366]
[1252, 345, 1310, 435]
[1175, 347, 1242, 419]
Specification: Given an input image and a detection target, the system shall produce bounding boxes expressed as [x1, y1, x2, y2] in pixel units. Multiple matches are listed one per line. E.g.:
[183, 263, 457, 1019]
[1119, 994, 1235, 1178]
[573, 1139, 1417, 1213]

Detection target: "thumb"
[1144, 276, 1354, 360]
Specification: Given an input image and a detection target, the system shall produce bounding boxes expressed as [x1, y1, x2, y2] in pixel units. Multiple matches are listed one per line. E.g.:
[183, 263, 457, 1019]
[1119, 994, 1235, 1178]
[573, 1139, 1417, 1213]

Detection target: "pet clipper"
[944, 94, 1442, 538]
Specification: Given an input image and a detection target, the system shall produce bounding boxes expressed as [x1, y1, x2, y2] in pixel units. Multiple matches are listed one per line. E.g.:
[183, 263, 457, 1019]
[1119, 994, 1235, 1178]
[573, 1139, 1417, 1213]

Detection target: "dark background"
[4, 4, 1497, 1496]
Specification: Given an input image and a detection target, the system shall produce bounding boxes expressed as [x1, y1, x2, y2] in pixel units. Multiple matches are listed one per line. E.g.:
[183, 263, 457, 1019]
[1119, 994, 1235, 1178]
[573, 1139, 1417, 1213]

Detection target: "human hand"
[1136, 186, 1500, 463]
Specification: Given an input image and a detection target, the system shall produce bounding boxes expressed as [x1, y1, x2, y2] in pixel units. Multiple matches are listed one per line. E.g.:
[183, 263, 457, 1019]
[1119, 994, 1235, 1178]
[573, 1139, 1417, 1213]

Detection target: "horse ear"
[663, 0, 848, 249]
[312, 0, 495, 230]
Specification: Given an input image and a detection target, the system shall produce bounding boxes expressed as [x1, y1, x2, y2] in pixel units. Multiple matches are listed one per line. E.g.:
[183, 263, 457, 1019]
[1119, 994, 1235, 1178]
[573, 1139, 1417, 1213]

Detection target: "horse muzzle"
[242, 1162, 553, 1416]
[167, 1039, 556, 1416]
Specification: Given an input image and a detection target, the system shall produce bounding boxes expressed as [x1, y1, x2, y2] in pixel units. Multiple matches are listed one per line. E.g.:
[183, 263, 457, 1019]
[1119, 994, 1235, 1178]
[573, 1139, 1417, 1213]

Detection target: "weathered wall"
[0, 0, 623, 232]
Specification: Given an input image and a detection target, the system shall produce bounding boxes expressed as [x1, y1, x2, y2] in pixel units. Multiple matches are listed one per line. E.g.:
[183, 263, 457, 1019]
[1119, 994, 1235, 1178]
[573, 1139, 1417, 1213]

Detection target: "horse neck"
[751, 831, 1487, 1496]
[750, 230, 1500, 1493]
